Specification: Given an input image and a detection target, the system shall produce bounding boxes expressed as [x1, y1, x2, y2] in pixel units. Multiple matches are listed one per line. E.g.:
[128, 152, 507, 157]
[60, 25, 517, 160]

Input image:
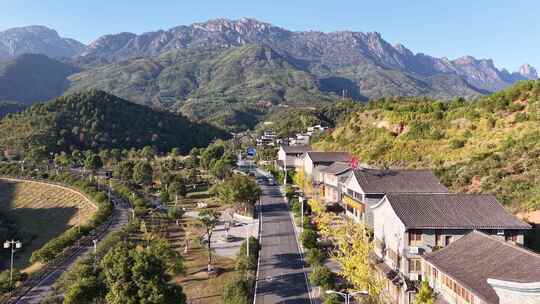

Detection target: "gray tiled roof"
[353, 169, 448, 194]
[385, 193, 531, 229]
[423, 231, 540, 304]
[321, 162, 352, 175]
[306, 152, 351, 163]
[281, 145, 312, 154]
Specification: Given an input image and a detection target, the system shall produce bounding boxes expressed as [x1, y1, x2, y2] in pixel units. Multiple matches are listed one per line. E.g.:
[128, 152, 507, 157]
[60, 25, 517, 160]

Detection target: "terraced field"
[0, 178, 97, 272]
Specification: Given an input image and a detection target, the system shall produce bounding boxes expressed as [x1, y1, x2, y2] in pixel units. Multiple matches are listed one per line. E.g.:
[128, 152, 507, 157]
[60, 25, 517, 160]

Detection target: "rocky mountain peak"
[518, 64, 538, 79]
[0, 25, 85, 60]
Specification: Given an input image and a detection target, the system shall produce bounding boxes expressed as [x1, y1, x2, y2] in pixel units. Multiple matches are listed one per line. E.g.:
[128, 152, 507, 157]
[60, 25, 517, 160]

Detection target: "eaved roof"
[321, 162, 352, 176]
[385, 193, 531, 230]
[281, 145, 312, 154]
[353, 169, 448, 194]
[423, 231, 540, 304]
[306, 151, 351, 163]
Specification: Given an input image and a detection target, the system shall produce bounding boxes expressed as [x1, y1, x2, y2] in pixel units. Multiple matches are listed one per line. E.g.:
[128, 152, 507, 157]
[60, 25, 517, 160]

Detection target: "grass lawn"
[164, 196, 240, 304]
[0, 178, 97, 272]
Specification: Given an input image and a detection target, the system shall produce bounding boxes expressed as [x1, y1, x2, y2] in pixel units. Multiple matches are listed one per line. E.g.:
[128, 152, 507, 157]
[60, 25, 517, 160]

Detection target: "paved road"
[254, 172, 312, 304]
[14, 190, 130, 304]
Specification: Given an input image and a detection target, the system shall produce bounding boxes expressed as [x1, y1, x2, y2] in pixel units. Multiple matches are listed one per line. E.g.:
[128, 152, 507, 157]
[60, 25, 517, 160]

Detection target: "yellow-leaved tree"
[332, 220, 385, 304]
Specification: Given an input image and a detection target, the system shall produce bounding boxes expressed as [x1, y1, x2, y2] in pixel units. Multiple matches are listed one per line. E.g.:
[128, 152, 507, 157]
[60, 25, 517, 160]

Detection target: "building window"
[506, 232, 518, 243]
[435, 233, 446, 247]
[445, 235, 452, 246]
[409, 230, 422, 246]
[409, 259, 421, 273]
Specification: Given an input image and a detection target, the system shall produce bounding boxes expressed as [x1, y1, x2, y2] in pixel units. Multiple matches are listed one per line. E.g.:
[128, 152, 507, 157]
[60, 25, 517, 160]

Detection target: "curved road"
[12, 187, 130, 304]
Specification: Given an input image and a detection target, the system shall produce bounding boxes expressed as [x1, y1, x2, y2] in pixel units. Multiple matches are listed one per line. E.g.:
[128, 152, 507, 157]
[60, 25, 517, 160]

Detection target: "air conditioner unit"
[409, 273, 419, 281]
[409, 247, 419, 254]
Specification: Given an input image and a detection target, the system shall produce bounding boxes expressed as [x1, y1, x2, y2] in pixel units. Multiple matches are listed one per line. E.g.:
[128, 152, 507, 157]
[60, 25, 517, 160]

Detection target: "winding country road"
[11, 183, 130, 304]
[254, 170, 312, 304]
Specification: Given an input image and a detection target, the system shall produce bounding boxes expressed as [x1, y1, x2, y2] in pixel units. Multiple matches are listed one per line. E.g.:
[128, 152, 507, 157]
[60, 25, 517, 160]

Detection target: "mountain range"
[0, 18, 538, 129]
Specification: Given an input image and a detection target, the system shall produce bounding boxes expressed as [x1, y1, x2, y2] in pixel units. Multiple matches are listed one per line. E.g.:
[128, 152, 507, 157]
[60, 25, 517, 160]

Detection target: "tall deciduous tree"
[214, 175, 261, 215]
[333, 220, 385, 303]
[198, 209, 220, 273]
[133, 161, 153, 187]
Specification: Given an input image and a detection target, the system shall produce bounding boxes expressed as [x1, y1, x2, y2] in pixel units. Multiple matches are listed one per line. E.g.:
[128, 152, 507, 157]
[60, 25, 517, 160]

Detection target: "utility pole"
[3, 240, 22, 295]
[283, 157, 287, 187]
[299, 196, 304, 228]
[92, 239, 98, 270]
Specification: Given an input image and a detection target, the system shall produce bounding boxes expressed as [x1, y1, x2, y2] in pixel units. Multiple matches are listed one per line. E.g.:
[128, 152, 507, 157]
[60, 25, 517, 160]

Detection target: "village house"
[318, 162, 352, 204]
[289, 133, 311, 146]
[423, 231, 540, 304]
[301, 151, 351, 179]
[341, 169, 448, 226]
[371, 193, 531, 304]
[276, 145, 312, 170]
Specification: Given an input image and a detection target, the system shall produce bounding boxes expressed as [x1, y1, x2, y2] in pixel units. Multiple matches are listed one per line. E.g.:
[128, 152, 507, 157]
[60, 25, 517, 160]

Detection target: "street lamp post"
[3, 240, 22, 294]
[299, 196, 304, 229]
[326, 290, 368, 304]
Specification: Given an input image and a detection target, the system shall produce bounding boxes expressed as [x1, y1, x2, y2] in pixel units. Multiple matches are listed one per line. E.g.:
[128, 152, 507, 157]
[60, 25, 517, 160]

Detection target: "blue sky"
[0, 0, 538, 71]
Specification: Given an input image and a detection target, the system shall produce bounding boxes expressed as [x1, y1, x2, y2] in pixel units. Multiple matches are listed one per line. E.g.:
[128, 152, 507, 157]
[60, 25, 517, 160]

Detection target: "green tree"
[141, 145, 155, 161]
[235, 237, 260, 274]
[168, 180, 186, 204]
[84, 154, 103, 173]
[198, 209, 220, 273]
[71, 149, 83, 166]
[113, 160, 134, 181]
[26, 145, 48, 164]
[222, 276, 250, 304]
[309, 266, 335, 290]
[167, 207, 185, 226]
[416, 281, 436, 304]
[63, 261, 105, 304]
[300, 228, 318, 249]
[306, 247, 325, 267]
[133, 161, 153, 187]
[101, 243, 186, 304]
[214, 175, 261, 215]
[170, 148, 181, 157]
[211, 159, 230, 179]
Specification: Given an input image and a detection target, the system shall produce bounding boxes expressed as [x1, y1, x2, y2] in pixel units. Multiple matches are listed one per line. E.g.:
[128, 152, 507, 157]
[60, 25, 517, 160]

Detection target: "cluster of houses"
[257, 125, 327, 147]
[276, 145, 540, 304]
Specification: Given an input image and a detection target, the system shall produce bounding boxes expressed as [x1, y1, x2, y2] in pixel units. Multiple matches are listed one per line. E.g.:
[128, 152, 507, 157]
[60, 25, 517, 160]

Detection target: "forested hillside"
[0, 101, 26, 119]
[0, 54, 79, 104]
[313, 80, 540, 211]
[68, 44, 333, 130]
[0, 90, 226, 156]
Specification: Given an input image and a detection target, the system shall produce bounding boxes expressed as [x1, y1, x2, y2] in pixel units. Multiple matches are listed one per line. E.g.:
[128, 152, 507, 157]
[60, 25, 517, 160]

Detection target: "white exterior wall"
[277, 148, 287, 162]
[303, 155, 315, 178]
[372, 197, 406, 269]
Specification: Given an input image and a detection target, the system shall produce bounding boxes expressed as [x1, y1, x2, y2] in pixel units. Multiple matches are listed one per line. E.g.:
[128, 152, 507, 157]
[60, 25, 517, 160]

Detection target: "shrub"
[300, 228, 318, 249]
[222, 276, 251, 304]
[309, 266, 335, 289]
[306, 248, 325, 267]
[236, 237, 260, 273]
[323, 293, 342, 304]
[448, 138, 466, 149]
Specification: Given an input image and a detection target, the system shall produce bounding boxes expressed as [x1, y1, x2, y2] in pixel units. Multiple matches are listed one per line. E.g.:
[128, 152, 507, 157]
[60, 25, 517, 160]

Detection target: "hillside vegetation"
[314, 80, 540, 211]
[0, 101, 26, 119]
[0, 178, 96, 271]
[0, 54, 78, 104]
[68, 44, 333, 130]
[0, 90, 226, 156]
